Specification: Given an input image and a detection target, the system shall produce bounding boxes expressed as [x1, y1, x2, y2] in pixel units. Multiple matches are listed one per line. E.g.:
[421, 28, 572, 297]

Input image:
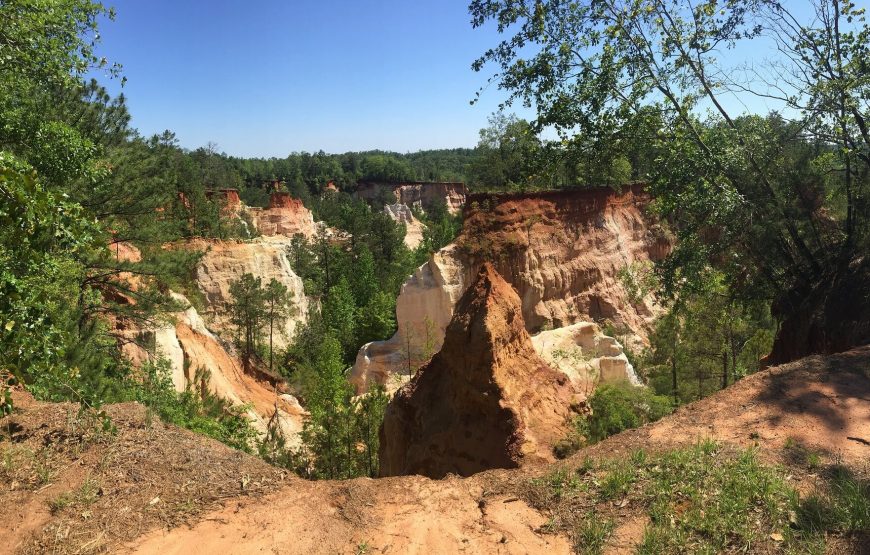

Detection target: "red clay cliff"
[378, 263, 578, 478]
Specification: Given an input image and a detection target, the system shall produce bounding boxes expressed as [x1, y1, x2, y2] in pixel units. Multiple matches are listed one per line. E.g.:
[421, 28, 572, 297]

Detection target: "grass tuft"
[572, 512, 614, 554]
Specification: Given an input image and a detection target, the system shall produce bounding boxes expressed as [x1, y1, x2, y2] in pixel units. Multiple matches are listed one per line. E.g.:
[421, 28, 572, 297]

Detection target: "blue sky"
[92, 1, 820, 158]
[93, 0, 520, 157]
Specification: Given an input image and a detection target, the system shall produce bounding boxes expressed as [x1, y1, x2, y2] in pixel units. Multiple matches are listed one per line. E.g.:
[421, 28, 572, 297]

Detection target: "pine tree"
[264, 278, 293, 373]
[228, 273, 266, 363]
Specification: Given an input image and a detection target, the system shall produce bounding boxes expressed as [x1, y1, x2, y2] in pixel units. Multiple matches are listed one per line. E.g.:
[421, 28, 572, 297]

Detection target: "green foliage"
[290, 333, 390, 479]
[640, 270, 775, 404]
[471, 0, 870, 341]
[412, 198, 462, 264]
[359, 154, 417, 182]
[0, 0, 254, 420]
[355, 291, 397, 348]
[553, 416, 590, 459]
[130, 360, 258, 453]
[220, 149, 477, 198]
[585, 383, 673, 443]
[599, 459, 637, 500]
[283, 191, 431, 368]
[468, 113, 545, 191]
[228, 273, 267, 361]
[0, 153, 121, 407]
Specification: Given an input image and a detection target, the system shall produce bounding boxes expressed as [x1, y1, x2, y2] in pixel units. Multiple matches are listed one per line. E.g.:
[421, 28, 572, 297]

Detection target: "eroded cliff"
[355, 181, 467, 214]
[246, 192, 318, 238]
[379, 264, 579, 478]
[384, 202, 426, 249]
[193, 235, 309, 351]
[352, 185, 669, 391]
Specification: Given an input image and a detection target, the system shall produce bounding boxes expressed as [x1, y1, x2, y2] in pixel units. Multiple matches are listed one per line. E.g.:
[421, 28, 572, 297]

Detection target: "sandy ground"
[3, 346, 870, 554]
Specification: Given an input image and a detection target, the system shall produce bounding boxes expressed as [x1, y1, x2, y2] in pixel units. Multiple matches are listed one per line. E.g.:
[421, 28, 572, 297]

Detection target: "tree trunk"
[269, 306, 274, 373]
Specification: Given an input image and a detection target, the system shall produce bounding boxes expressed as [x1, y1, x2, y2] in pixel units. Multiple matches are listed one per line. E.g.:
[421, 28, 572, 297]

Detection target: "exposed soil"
[3, 346, 870, 554]
[380, 263, 579, 478]
[0, 391, 284, 555]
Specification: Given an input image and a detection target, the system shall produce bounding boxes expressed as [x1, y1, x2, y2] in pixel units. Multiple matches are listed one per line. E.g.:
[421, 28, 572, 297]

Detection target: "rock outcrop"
[247, 192, 318, 239]
[379, 264, 578, 478]
[531, 322, 642, 392]
[119, 292, 306, 443]
[355, 181, 467, 215]
[352, 185, 670, 391]
[384, 203, 426, 249]
[193, 236, 309, 351]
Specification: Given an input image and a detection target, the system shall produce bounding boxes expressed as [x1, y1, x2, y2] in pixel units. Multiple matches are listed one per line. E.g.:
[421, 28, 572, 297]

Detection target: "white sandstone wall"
[384, 203, 426, 250]
[194, 236, 309, 351]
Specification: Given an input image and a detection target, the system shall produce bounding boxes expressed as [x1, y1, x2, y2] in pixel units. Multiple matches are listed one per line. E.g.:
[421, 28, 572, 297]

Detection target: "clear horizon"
[92, 0, 529, 158]
[92, 1, 816, 159]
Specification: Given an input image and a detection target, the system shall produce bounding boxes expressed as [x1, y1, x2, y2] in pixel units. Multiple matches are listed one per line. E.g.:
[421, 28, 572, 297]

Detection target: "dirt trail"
[128, 476, 568, 555]
[593, 345, 870, 466]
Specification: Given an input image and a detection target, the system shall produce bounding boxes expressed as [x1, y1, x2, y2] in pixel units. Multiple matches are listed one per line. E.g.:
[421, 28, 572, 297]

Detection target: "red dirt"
[3, 346, 870, 554]
[267, 192, 305, 210]
[379, 264, 579, 478]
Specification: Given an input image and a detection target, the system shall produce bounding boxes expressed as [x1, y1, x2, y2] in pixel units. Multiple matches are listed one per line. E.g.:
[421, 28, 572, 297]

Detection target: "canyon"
[115, 185, 670, 455]
[116, 192, 317, 441]
[352, 185, 670, 393]
[7, 184, 870, 554]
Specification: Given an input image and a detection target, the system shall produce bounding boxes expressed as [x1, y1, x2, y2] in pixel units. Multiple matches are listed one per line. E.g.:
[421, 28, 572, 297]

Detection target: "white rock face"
[351, 245, 468, 391]
[129, 291, 306, 445]
[194, 236, 309, 351]
[530, 322, 642, 391]
[384, 203, 426, 250]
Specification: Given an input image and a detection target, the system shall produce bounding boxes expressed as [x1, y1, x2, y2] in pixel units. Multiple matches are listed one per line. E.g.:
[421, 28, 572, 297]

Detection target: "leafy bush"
[130, 360, 258, 453]
[586, 383, 672, 443]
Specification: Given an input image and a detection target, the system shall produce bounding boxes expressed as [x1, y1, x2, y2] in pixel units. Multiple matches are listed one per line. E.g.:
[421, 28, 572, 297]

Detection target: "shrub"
[130, 360, 258, 453]
[586, 382, 672, 443]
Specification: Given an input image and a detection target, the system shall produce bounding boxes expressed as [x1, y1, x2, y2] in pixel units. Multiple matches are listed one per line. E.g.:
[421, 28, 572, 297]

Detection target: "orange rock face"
[268, 192, 302, 210]
[457, 185, 670, 334]
[249, 193, 317, 238]
[206, 189, 242, 213]
[379, 264, 578, 478]
[352, 184, 671, 391]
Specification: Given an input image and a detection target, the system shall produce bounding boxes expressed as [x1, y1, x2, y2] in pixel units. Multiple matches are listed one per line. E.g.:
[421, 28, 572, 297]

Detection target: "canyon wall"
[246, 192, 318, 239]
[113, 220, 315, 445]
[119, 292, 305, 443]
[355, 181, 467, 215]
[352, 185, 670, 392]
[193, 236, 310, 352]
[379, 264, 579, 478]
[384, 203, 425, 250]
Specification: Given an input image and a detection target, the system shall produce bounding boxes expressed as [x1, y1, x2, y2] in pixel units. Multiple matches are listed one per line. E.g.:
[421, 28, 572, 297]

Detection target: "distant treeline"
[192, 113, 658, 209]
[199, 148, 476, 208]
